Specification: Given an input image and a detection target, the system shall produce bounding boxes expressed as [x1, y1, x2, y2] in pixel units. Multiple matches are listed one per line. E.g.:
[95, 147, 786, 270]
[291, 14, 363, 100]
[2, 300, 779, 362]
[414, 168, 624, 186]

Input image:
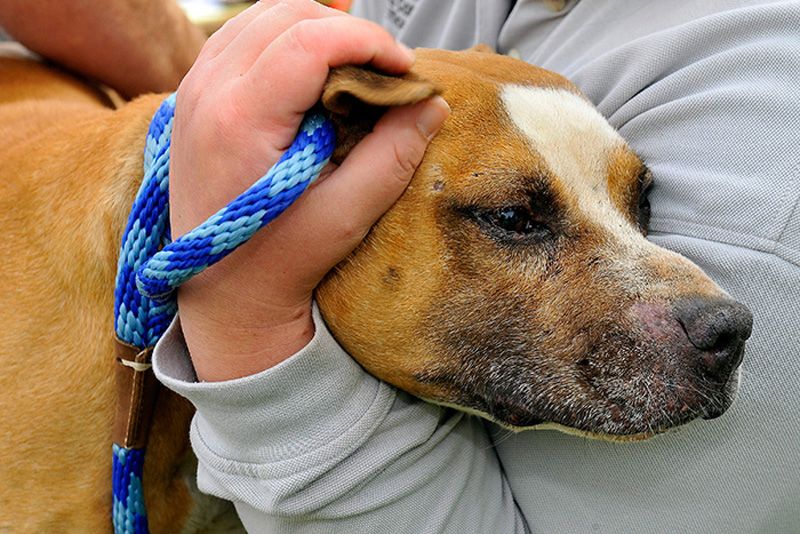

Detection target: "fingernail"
[416, 96, 450, 140]
[398, 41, 416, 64]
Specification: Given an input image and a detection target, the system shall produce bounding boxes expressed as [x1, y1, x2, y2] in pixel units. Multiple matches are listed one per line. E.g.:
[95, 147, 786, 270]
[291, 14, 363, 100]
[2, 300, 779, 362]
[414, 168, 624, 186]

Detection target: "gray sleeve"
[153, 306, 527, 534]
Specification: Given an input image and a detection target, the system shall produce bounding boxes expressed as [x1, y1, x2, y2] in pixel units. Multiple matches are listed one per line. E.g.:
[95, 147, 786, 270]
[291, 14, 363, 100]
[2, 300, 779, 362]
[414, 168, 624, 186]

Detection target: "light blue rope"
[111, 93, 335, 534]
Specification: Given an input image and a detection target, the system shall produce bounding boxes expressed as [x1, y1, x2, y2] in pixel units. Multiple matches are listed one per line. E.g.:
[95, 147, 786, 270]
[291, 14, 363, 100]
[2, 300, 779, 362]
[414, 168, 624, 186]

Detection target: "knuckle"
[214, 15, 239, 37]
[336, 218, 368, 244]
[285, 19, 319, 56]
[390, 141, 424, 181]
[207, 91, 245, 139]
[273, 0, 299, 17]
[280, 0, 318, 15]
[360, 18, 391, 39]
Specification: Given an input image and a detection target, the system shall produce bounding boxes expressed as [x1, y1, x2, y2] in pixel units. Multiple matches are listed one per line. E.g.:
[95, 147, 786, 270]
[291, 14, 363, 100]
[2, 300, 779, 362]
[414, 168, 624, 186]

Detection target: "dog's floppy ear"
[467, 43, 495, 54]
[321, 65, 441, 163]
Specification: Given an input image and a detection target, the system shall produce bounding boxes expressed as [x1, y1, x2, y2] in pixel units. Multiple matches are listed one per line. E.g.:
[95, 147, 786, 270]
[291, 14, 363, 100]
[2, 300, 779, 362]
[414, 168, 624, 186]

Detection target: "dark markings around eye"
[457, 203, 555, 246]
[455, 178, 563, 244]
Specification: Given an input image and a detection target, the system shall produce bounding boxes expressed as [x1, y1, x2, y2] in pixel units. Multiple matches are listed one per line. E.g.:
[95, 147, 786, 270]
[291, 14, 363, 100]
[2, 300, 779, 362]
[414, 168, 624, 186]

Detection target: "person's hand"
[169, 0, 450, 381]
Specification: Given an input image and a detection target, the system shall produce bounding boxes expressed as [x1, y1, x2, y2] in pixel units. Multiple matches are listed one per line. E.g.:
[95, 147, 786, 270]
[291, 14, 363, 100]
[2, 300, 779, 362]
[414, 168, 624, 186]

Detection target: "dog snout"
[674, 297, 753, 383]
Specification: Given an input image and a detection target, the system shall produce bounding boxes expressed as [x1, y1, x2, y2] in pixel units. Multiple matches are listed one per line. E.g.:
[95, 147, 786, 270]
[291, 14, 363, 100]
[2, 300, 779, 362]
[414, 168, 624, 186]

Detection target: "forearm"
[0, 0, 205, 98]
[154, 308, 528, 533]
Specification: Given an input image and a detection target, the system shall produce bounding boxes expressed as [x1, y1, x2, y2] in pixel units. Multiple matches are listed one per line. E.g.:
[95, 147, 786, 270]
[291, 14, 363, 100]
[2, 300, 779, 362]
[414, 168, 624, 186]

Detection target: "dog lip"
[700, 373, 739, 420]
[701, 407, 726, 420]
[700, 394, 736, 420]
[700, 392, 734, 420]
[487, 401, 545, 428]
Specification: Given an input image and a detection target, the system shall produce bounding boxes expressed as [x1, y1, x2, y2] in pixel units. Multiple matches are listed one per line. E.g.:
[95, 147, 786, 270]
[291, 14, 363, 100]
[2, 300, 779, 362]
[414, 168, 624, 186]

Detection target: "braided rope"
[112, 93, 335, 534]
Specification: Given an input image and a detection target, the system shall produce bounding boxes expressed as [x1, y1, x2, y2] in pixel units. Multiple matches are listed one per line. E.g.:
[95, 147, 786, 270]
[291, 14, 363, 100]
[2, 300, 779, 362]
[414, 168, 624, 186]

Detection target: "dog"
[0, 44, 752, 531]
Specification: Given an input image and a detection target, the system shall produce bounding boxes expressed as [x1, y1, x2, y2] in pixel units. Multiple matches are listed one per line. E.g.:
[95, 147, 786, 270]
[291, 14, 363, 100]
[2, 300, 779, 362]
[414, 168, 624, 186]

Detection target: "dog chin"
[425, 365, 742, 442]
[520, 388, 739, 440]
[424, 397, 664, 441]
[523, 423, 661, 442]
[429, 392, 738, 442]
[701, 367, 741, 420]
[497, 418, 695, 443]
[469, 412, 669, 442]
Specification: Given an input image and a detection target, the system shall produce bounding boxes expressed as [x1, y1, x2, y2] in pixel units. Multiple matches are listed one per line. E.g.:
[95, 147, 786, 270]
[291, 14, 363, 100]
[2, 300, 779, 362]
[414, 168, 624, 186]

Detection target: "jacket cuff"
[152, 304, 395, 465]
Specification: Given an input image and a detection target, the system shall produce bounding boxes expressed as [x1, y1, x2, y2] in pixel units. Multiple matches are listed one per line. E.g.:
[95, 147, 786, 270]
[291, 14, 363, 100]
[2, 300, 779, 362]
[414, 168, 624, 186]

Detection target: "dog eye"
[638, 183, 653, 234]
[484, 207, 550, 237]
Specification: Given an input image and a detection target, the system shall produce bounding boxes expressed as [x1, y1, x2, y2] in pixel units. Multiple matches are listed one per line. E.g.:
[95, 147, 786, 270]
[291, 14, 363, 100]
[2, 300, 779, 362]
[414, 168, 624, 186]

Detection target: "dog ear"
[321, 65, 441, 164]
[467, 43, 495, 54]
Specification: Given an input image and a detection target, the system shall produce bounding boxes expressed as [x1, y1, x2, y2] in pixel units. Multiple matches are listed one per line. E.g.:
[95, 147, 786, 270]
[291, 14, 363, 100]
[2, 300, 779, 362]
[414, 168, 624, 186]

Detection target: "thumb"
[323, 95, 450, 226]
[284, 96, 450, 275]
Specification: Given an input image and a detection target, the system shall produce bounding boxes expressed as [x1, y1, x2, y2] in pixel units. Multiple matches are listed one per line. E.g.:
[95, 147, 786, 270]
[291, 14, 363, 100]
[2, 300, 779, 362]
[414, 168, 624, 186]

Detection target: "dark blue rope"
[111, 93, 335, 534]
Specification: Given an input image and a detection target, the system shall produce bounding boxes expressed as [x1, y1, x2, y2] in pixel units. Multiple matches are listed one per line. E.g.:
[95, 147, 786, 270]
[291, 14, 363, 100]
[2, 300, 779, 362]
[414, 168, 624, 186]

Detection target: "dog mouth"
[419, 291, 751, 440]
[488, 371, 740, 439]
[484, 395, 729, 440]
[441, 349, 745, 440]
[699, 367, 740, 420]
[418, 350, 743, 440]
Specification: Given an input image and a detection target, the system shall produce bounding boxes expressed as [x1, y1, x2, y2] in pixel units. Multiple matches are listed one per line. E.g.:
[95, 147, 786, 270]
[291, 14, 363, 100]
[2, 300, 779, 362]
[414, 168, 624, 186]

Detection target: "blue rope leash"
[112, 93, 335, 534]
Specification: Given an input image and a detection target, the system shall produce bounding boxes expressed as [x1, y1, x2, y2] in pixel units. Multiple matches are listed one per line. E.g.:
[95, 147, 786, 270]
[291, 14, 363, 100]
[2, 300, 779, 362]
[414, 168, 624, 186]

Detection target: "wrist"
[178, 285, 315, 382]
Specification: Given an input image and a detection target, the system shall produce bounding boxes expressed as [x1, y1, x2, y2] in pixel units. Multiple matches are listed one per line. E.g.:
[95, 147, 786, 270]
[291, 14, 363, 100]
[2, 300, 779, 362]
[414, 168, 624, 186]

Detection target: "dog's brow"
[446, 165, 555, 207]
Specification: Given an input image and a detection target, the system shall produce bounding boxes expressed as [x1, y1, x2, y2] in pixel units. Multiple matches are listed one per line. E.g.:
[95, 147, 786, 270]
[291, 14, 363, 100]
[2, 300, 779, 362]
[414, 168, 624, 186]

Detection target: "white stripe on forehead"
[500, 84, 700, 287]
[501, 85, 624, 196]
[500, 84, 644, 244]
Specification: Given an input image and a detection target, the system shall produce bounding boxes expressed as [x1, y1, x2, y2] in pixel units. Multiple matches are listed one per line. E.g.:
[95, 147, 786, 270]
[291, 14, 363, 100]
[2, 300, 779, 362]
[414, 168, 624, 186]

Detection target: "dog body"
[0, 46, 750, 531]
[0, 51, 198, 531]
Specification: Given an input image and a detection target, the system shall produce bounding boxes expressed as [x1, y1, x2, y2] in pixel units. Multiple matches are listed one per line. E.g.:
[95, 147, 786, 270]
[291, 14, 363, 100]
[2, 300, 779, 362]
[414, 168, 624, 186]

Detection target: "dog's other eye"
[635, 165, 654, 235]
[638, 182, 653, 234]
[483, 207, 550, 238]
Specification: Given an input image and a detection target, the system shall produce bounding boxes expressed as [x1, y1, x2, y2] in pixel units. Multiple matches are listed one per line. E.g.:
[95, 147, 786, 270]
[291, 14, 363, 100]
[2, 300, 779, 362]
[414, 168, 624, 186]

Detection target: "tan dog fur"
[0, 53, 196, 532]
[0, 46, 747, 531]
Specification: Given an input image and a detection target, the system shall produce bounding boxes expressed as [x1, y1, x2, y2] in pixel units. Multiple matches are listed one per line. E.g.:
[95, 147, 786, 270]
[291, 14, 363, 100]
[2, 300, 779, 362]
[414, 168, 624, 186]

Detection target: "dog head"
[316, 47, 752, 440]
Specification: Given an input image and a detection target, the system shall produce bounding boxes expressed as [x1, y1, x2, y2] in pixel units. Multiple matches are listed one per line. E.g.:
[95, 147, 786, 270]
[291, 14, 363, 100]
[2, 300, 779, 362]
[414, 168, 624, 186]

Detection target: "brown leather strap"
[112, 338, 160, 448]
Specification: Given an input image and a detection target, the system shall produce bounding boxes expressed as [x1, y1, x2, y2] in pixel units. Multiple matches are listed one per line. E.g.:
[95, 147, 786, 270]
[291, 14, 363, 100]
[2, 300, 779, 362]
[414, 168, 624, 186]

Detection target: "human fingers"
[217, 0, 345, 71]
[195, 0, 279, 61]
[323, 96, 451, 235]
[256, 96, 451, 286]
[173, 9, 415, 237]
[238, 15, 415, 140]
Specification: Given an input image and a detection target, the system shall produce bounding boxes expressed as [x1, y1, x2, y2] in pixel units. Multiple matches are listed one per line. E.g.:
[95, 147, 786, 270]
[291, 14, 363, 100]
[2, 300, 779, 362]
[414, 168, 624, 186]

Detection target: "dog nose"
[674, 297, 753, 382]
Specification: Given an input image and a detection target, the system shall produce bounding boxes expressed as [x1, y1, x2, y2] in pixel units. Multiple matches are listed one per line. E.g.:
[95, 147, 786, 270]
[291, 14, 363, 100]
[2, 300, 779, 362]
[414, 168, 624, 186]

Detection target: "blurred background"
[180, 0, 352, 34]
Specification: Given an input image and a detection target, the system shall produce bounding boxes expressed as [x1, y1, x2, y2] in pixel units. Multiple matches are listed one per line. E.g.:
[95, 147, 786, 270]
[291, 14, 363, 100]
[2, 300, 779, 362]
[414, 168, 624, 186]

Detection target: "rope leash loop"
[111, 93, 335, 534]
[136, 112, 335, 302]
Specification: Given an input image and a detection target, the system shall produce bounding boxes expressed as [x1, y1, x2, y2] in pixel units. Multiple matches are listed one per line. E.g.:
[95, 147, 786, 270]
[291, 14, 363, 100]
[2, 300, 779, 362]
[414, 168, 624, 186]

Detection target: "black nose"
[674, 297, 753, 382]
